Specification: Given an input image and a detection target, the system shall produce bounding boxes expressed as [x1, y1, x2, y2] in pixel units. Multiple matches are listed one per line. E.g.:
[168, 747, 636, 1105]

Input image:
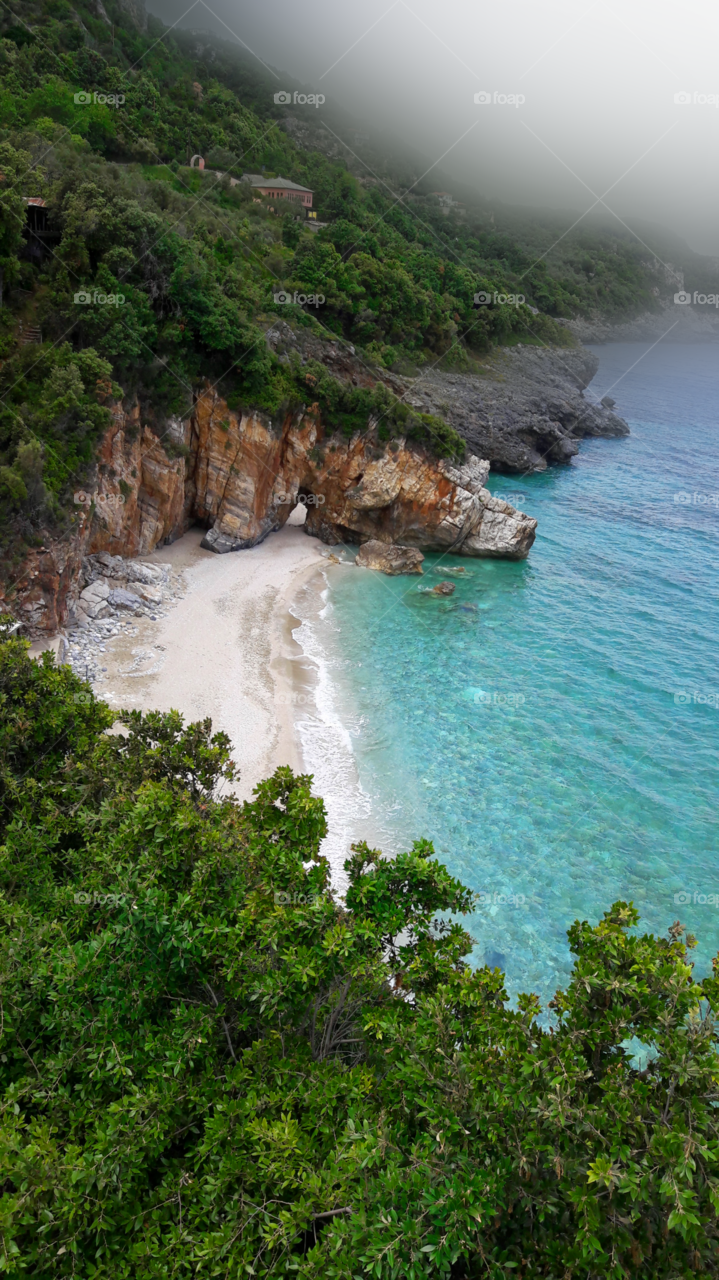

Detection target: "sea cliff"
[1, 334, 630, 636]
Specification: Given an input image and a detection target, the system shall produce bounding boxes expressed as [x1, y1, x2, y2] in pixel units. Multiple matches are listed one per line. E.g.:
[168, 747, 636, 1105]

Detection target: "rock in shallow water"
[355, 541, 425, 575]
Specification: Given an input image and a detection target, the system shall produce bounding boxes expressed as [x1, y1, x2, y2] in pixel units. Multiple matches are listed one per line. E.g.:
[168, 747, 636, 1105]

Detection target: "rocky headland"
[266, 321, 629, 475]
[394, 345, 629, 473]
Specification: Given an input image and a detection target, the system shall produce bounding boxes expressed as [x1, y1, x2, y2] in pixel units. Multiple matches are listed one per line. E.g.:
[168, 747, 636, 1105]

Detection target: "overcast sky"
[148, 0, 719, 256]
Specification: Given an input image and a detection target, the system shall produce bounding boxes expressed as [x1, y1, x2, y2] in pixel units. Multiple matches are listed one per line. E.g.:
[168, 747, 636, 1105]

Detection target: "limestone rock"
[80, 579, 110, 602]
[78, 578, 111, 619]
[1, 375, 537, 634]
[346, 456, 404, 509]
[396, 348, 629, 473]
[439, 456, 490, 495]
[355, 541, 425, 575]
[432, 581, 455, 596]
[107, 588, 142, 611]
[124, 562, 165, 585]
[303, 438, 536, 560]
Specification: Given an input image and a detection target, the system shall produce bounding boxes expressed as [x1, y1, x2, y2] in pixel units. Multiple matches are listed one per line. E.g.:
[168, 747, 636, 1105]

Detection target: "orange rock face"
[88, 402, 189, 558]
[191, 387, 536, 560]
[0, 533, 88, 635]
[3, 386, 536, 634]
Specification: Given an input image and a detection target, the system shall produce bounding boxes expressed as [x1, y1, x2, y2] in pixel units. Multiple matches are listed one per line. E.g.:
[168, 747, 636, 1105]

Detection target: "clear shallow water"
[299, 344, 719, 1007]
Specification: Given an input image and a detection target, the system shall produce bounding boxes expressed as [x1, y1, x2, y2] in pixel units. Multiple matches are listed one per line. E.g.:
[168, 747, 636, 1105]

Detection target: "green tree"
[0, 142, 36, 307]
[0, 634, 717, 1278]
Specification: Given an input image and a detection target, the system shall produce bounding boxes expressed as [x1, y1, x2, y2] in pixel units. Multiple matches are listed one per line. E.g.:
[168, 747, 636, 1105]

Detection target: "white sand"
[84, 511, 328, 802]
[29, 514, 406, 883]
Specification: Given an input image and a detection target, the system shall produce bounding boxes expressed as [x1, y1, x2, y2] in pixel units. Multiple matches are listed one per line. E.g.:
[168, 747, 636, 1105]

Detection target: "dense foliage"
[1, 633, 718, 1277]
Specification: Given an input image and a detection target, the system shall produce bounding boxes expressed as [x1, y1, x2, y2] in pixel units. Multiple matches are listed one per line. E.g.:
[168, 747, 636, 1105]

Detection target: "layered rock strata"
[186, 387, 535, 559]
[300, 443, 536, 559]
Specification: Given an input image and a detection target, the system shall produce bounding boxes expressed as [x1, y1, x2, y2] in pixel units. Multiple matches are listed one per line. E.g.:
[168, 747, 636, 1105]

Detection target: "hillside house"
[240, 174, 313, 208]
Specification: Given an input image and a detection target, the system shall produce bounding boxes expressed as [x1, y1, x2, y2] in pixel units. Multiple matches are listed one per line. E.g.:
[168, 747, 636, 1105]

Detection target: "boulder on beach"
[107, 588, 143, 611]
[355, 541, 425, 575]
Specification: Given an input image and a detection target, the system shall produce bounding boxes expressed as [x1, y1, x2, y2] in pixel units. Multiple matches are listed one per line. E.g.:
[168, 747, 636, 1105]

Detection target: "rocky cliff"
[192, 387, 536, 559]
[1, 382, 537, 635]
[3, 323, 635, 635]
[396, 346, 629, 473]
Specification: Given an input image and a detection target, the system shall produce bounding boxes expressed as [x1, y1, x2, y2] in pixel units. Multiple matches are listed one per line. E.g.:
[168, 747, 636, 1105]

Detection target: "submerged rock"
[355, 541, 425, 575]
[432, 581, 456, 596]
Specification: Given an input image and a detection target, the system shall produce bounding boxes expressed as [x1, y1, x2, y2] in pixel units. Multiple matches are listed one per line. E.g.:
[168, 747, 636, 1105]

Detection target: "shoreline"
[31, 515, 405, 887]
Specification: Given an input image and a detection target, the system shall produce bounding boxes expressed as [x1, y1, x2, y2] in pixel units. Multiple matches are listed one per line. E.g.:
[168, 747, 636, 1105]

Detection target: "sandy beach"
[74, 511, 328, 803]
[29, 512, 392, 884]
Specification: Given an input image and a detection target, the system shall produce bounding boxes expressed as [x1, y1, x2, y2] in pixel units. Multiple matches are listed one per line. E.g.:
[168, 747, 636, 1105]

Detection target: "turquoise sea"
[298, 344, 719, 1007]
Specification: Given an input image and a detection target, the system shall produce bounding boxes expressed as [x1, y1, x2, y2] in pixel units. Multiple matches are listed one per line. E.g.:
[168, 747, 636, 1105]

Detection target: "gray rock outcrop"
[265, 322, 629, 474]
[395, 347, 629, 474]
[73, 552, 175, 627]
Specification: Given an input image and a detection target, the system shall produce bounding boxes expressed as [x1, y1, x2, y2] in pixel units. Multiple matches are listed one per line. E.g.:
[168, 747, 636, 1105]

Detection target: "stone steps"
[19, 323, 42, 345]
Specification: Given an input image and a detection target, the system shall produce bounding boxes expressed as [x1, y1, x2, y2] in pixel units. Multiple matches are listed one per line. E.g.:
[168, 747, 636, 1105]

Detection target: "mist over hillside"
[148, 0, 719, 258]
